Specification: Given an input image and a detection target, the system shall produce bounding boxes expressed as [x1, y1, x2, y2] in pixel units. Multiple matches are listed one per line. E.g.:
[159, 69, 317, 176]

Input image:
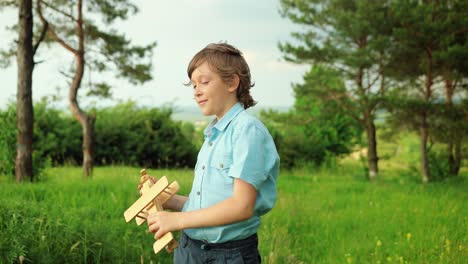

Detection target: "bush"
[0, 100, 198, 176]
[0, 104, 16, 176]
[0, 103, 50, 178]
[260, 106, 360, 169]
[33, 100, 82, 166]
[93, 102, 197, 168]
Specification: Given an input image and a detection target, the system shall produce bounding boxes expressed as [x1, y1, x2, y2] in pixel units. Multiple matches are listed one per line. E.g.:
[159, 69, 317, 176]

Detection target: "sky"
[0, 0, 308, 110]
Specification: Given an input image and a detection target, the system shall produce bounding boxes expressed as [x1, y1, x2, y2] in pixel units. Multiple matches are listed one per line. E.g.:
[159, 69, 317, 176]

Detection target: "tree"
[36, 0, 155, 176]
[279, 0, 394, 180]
[260, 65, 361, 169]
[1, 0, 48, 182]
[15, 0, 35, 182]
[388, 0, 468, 182]
[438, 10, 468, 176]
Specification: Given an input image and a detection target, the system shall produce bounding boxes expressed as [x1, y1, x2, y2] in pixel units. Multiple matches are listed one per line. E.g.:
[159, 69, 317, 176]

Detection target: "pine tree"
[34, 0, 155, 177]
[279, 0, 394, 180]
[388, 0, 468, 182]
[1, 0, 48, 181]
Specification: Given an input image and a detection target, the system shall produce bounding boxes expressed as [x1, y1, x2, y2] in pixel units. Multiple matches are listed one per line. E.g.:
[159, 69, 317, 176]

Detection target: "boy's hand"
[137, 175, 157, 194]
[147, 211, 183, 239]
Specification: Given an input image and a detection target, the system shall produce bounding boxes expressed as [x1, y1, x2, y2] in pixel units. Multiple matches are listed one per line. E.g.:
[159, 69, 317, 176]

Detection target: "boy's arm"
[148, 178, 256, 239]
[163, 194, 188, 212]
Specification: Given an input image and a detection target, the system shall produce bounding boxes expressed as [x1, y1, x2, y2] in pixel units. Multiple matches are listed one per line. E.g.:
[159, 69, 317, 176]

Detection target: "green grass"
[263, 163, 467, 263]
[1, 164, 467, 263]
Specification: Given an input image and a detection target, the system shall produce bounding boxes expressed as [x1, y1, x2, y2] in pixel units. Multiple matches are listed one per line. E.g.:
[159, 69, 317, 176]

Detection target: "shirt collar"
[203, 103, 244, 137]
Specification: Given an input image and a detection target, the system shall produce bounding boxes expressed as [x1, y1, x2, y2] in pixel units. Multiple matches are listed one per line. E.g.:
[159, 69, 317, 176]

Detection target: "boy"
[146, 43, 279, 263]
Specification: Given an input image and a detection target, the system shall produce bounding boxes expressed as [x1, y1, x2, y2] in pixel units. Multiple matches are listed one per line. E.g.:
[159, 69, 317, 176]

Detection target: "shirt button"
[209, 142, 213, 147]
[220, 163, 224, 168]
[197, 191, 200, 196]
[202, 165, 205, 170]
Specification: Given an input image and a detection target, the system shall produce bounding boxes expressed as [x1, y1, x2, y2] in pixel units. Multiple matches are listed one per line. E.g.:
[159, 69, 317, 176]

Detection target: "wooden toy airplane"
[123, 169, 180, 254]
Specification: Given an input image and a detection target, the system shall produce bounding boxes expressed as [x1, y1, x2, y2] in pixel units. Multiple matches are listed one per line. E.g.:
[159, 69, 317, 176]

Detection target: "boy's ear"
[228, 74, 240, 93]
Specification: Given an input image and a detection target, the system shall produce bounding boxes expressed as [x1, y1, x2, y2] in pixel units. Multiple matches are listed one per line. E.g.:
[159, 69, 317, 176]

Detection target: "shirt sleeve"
[228, 121, 267, 190]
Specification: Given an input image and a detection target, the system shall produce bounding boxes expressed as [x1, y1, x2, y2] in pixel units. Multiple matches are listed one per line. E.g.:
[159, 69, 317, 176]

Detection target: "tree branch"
[0, 0, 16, 7]
[328, 91, 364, 125]
[59, 69, 74, 80]
[319, 85, 364, 125]
[365, 72, 382, 92]
[37, 0, 78, 55]
[32, 15, 48, 57]
[77, 0, 84, 53]
[42, 0, 78, 22]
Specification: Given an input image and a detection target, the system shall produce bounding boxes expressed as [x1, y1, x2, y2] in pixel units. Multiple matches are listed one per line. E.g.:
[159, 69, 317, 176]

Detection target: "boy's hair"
[187, 43, 256, 109]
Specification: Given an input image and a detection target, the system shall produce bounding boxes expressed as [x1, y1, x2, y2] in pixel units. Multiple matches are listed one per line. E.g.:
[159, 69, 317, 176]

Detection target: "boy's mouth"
[198, 99, 207, 105]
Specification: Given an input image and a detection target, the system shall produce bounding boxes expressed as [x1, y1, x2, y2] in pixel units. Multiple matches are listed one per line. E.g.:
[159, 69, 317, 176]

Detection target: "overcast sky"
[0, 0, 308, 110]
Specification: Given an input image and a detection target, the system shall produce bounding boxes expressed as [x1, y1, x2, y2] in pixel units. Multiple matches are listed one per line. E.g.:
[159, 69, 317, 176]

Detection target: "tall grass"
[1, 164, 467, 263]
[262, 163, 467, 263]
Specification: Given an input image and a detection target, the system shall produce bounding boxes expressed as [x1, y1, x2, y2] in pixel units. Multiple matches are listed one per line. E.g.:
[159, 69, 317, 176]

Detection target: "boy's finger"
[154, 230, 165, 240]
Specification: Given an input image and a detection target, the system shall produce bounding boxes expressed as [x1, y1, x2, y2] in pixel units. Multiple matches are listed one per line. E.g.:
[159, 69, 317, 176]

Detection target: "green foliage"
[279, 0, 468, 180]
[84, 22, 156, 87]
[387, 0, 468, 181]
[384, 96, 468, 178]
[93, 102, 197, 168]
[293, 66, 362, 153]
[0, 0, 155, 97]
[0, 104, 16, 175]
[0, 101, 197, 173]
[389, 0, 468, 79]
[278, 0, 396, 177]
[0, 46, 15, 68]
[261, 66, 361, 169]
[0, 103, 50, 178]
[38, 0, 156, 93]
[279, 0, 394, 80]
[0, 0, 36, 68]
[428, 102, 468, 169]
[427, 150, 451, 181]
[33, 99, 82, 166]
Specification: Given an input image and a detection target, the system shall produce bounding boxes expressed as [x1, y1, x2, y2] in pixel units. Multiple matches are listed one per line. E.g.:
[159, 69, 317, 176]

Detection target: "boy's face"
[191, 62, 238, 119]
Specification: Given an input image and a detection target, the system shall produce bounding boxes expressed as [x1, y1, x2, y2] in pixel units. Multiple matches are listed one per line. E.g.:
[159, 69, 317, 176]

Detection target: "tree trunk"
[355, 55, 380, 181]
[69, 50, 95, 177]
[39, 0, 95, 177]
[15, 0, 34, 182]
[69, 54, 95, 177]
[81, 115, 95, 177]
[75, 0, 94, 177]
[365, 116, 378, 181]
[444, 78, 461, 176]
[452, 137, 462, 175]
[447, 141, 455, 174]
[420, 111, 430, 183]
[420, 48, 433, 183]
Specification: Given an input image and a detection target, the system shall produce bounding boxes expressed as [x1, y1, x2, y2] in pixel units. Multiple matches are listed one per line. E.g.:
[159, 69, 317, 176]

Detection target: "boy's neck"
[216, 100, 239, 121]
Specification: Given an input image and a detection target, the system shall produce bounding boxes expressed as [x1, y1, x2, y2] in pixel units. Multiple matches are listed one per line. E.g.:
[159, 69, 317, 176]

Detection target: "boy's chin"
[198, 108, 212, 116]
[201, 112, 213, 117]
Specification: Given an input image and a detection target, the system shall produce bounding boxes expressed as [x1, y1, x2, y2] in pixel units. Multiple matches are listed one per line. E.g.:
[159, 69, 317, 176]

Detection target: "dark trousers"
[174, 232, 261, 264]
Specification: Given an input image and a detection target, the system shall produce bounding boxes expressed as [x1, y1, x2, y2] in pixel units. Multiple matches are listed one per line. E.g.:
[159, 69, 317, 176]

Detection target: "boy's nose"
[193, 87, 202, 97]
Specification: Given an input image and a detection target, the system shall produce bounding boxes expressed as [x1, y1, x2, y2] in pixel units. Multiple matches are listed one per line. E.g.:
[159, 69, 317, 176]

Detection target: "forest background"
[0, 0, 467, 263]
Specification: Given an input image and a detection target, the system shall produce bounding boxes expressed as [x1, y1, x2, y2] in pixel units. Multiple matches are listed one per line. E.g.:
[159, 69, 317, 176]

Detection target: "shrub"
[0, 104, 16, 176]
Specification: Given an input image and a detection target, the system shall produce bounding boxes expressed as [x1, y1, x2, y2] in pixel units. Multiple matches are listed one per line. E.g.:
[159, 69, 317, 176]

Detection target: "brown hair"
[187, 43, 256, 109]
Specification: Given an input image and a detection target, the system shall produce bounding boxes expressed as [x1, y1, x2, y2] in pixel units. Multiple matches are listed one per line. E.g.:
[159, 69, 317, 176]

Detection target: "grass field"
[1, 162, 466, 263]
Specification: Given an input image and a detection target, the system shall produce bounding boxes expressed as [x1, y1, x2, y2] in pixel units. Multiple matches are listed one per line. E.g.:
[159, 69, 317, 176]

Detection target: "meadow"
[0, 161, 466, 263]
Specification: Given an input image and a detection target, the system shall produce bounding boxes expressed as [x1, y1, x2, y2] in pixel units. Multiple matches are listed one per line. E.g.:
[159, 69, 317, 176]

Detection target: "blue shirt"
[182, 103, 280, 243]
